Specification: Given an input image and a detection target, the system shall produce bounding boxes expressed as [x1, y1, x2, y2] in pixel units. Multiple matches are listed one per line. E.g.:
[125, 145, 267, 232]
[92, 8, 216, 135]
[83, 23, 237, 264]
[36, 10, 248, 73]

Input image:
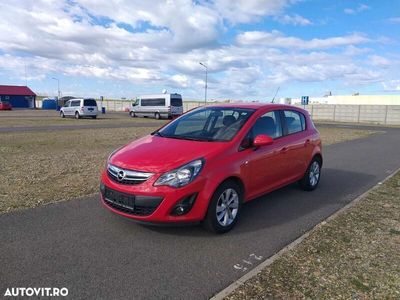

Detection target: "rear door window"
[84, 99, 97, 106]
[71, 100, 81, 107]
[171, 97, 182, 107]
[283, 110, 306, 134]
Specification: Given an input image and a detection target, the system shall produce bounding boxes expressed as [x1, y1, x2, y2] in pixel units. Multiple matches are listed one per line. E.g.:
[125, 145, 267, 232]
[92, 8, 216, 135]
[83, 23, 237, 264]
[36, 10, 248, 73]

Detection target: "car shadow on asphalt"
[134, 168, 375, 237]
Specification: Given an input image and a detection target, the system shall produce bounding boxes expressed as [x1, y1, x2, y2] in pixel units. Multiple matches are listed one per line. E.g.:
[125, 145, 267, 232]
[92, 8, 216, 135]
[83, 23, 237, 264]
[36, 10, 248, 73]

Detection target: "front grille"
[107, 164, 154, 185]
[102, 186, 162, 216]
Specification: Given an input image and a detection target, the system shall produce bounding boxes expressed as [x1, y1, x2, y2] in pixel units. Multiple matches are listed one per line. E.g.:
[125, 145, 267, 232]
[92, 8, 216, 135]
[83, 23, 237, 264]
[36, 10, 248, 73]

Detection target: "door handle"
[280, 147, 288, 153]
[304, 139, 310, 147]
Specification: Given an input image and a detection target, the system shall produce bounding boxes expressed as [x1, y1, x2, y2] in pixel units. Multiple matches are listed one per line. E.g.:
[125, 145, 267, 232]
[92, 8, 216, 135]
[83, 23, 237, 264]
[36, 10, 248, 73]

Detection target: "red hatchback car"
[100, 104, 322, 232]
[0, 101, 12, 110]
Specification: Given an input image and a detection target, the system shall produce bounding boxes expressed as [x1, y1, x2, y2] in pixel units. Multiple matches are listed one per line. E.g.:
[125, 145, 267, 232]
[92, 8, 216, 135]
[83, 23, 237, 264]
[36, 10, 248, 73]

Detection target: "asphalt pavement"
[0, 125, 399, 299]
[0, 121, 164, 132]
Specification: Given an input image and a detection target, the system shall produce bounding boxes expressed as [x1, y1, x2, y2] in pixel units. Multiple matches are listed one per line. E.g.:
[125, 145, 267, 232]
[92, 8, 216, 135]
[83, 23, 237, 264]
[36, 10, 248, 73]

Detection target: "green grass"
[0, 127, 158, 212]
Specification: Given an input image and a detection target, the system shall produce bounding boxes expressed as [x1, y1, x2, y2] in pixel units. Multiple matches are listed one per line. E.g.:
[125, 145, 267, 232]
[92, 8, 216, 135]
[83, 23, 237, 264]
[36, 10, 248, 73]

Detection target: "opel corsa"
[100, 104, 322, 233]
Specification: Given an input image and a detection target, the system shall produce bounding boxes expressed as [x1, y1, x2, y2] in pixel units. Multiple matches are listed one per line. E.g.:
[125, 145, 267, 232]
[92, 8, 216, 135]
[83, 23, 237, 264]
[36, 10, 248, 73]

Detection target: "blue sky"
[0, 0, 399, 100]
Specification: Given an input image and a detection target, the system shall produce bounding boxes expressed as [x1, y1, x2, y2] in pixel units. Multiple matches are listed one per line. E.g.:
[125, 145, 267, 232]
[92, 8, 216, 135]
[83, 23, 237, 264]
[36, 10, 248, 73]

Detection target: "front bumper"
[100, 170, 214, 223]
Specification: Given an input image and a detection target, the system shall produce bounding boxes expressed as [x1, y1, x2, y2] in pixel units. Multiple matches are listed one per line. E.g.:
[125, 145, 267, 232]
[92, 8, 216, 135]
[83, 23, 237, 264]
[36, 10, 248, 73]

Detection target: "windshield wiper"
[173, 135, 216, 142]
[153, 131, 166, 137]
[154, 132, 216, 142]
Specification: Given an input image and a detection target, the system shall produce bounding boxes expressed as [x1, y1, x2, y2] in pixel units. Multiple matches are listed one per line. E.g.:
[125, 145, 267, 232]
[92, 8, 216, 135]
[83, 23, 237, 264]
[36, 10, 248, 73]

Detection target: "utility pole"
[199, 62, 208, 105]
[52, 77, 60, 99]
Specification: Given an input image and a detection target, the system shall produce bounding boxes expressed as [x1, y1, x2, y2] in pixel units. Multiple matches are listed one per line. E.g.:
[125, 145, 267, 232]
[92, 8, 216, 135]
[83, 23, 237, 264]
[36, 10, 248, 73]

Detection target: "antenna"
[24, 63, 27, 86]
[271, 86, 280, 103]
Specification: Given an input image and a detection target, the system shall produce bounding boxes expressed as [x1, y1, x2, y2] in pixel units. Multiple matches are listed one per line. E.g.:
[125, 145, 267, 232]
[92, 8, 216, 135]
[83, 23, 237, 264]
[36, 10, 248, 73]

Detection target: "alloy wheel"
[309, 161, 320, 187]
[215, 188, 239, 227]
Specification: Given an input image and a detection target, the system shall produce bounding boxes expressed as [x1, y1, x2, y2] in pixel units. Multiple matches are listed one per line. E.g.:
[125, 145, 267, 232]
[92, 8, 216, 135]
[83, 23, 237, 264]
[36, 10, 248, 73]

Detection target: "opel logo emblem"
[117, 170, 126, 181]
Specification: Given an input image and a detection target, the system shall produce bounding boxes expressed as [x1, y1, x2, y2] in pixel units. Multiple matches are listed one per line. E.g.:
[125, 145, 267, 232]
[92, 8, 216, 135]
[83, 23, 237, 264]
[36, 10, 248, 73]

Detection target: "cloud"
[236, 30, 370, 49]
[368, 55, 391, 67]
[344, 4, 370, 15]
[0, 0, 394, 99]
[276, 14, 312, 26]
[214, 0, 297, 23]
[382, 80, 400, 91]
[388, 17, 400, 24]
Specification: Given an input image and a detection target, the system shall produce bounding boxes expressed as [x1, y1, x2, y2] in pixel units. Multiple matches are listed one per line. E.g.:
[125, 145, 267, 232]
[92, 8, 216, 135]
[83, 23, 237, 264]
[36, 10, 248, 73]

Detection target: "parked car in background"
[0, 100, 12, 110]
[60, 98, 98, 119]
[101, 103, 322, 233]
[129, 93, 183, 119]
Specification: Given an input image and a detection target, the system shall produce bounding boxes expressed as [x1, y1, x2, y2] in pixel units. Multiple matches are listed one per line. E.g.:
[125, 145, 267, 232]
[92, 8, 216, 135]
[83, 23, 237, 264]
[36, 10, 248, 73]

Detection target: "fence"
[298, 104, 400, 125]
[35, 99, 400, 125]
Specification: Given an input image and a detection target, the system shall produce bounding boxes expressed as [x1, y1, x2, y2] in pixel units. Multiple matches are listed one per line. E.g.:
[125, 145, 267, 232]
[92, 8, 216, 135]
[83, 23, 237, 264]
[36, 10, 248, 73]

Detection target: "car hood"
[109, 135, 226, 173]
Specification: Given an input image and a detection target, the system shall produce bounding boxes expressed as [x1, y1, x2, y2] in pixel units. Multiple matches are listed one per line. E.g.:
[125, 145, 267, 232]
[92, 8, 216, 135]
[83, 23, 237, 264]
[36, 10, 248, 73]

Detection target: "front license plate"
[105, 189, 135, 211]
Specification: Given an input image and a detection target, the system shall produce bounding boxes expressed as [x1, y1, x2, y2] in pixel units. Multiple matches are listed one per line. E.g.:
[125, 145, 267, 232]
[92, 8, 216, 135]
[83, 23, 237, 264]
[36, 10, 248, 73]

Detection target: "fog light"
[170, 193, 197, 216]
[100, 182, 105, 194]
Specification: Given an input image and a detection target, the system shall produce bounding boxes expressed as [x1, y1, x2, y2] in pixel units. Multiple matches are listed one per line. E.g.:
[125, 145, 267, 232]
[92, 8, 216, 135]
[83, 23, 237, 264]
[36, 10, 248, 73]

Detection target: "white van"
[129, 93, 183, 119]
[60, 98, 98, 119]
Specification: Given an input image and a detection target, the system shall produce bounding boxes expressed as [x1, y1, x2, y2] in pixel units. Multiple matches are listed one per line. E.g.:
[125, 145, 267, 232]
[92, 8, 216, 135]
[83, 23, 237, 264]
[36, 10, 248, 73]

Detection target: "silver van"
[60, 98, 98, 119]
[129, 93, 183, 119]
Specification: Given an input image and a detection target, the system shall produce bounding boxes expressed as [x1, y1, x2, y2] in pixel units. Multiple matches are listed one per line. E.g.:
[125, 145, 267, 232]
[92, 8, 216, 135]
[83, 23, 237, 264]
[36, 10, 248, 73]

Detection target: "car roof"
[203, 102, 306, 112]
[69, 98, 96, 101]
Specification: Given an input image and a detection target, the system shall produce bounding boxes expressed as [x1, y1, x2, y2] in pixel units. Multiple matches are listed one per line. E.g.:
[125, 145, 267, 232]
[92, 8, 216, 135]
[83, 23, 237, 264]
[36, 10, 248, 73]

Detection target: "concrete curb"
[210, 167, 400, 300]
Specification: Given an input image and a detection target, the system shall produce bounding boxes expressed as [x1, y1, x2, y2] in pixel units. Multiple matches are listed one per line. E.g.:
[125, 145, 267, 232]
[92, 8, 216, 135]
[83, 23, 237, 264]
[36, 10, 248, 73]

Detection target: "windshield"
[156, 107, 255, 141]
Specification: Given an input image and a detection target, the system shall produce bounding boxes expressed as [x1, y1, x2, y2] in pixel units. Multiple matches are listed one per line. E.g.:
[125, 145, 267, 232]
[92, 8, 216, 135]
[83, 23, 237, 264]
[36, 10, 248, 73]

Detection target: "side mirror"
[253, 134, 273, 147]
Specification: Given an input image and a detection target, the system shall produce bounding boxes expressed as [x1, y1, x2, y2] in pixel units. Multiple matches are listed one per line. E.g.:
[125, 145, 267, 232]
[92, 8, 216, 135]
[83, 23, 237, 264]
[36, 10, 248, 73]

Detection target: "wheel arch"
[313, 153, 323, 167]
[217, 176, 245, 198]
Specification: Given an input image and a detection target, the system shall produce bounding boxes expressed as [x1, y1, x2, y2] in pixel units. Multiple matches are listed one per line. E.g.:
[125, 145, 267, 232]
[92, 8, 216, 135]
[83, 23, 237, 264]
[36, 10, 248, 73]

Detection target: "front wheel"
[299, 157, 322, 191]
[155, 112, 161, 120]
[60, 111, 65, 118]
[130, 111, 136, 118]
[202, 181, 242, 233]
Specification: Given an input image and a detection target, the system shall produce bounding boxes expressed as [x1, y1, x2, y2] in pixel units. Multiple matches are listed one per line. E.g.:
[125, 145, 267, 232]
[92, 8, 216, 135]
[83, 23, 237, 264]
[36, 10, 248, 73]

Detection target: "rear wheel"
[299, 157, 321, 191]
[202, 181, 242, 233]
[75, 112, 80, 119]
[155, 112, 161, 120]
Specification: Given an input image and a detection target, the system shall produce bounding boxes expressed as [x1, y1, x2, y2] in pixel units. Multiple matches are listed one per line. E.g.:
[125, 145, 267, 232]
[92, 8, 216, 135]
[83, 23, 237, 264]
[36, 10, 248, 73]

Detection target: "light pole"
[199, 62, 207, 105]
[52, 77, 60, 99]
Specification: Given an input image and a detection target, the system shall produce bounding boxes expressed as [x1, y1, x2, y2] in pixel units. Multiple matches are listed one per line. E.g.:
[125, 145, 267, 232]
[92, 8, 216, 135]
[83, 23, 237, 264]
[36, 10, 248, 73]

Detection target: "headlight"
[154, 159, 204, 188]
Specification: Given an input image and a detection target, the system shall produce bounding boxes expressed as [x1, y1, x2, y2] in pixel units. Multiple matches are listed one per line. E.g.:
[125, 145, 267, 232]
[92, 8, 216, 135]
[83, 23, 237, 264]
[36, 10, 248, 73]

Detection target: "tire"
[299, 157, 322, 191]
[92, 115, 97, 119]
[75, 112, 80, 119]
[130, 111, 136, 118]
[155, 112, 161, 120]
[60, 111, 65, 118]
[202, 180, 243, 233]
